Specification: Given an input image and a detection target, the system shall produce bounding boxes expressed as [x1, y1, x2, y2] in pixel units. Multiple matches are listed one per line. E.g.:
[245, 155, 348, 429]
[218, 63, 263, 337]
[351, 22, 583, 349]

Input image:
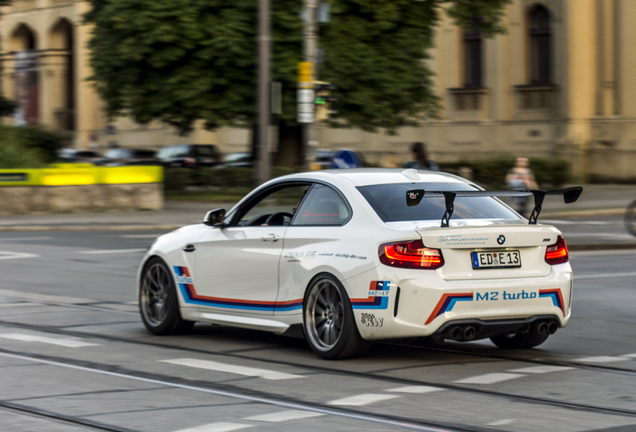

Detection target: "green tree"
[86, 0, 510, 167]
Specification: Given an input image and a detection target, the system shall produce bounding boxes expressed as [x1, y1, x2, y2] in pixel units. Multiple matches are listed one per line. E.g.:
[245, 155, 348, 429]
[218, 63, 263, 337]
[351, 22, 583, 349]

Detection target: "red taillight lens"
[184, 157, 196, 166]
[545, 235, 568, 264]
[379, 239, 444, 269]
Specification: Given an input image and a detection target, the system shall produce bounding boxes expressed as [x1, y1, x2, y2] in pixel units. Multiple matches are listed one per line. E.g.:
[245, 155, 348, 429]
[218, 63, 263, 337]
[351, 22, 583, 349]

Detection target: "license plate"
[472, 250, 521, 269]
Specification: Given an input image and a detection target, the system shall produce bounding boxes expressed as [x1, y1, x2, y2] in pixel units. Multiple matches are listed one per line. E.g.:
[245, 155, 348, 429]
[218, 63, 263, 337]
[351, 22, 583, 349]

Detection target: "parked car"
[221, 152, 252, 168]
[101, 148, 161, 166]
[156, 144, 222, 168]
[57, 148, 103, 164]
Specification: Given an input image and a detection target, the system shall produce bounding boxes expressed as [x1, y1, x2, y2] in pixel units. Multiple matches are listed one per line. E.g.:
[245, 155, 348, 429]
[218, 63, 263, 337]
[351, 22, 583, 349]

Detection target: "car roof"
[279, 168, 467, 187]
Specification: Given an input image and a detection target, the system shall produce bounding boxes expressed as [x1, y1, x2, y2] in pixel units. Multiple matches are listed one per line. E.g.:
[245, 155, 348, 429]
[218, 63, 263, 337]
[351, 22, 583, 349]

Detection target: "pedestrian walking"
[506, 157, 538, 216]
[403, 142, 439, 171]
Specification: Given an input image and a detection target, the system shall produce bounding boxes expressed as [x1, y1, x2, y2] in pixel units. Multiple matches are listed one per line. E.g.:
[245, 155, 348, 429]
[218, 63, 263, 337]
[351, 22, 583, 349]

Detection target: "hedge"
[164, 166, 302, 191]
[440, 157, 570, 189]
[0, 125, 69, 168]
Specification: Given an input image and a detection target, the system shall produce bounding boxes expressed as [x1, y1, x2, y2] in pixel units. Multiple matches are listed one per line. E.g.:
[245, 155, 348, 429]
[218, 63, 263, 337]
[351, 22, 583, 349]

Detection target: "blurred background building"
[1, 0, 634, 180]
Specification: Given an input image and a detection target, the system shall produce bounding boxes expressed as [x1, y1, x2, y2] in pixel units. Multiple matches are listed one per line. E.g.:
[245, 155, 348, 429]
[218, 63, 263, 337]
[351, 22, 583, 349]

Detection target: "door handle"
[261, 233, 280, 243]
[183, 244, 196, 252]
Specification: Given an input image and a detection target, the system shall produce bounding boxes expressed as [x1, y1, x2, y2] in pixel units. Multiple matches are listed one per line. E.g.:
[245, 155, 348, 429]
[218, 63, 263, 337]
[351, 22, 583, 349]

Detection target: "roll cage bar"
[405, 187, 583, 227]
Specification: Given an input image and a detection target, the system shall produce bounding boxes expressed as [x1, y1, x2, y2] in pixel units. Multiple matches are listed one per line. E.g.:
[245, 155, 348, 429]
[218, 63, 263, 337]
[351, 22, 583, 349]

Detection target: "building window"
[463, 21, 482, 87]
[529, 5, 551, 84]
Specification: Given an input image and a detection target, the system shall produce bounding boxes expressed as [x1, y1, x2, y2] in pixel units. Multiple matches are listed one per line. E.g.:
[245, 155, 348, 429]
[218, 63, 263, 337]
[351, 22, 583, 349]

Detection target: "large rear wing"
[405, 187, 583, 227]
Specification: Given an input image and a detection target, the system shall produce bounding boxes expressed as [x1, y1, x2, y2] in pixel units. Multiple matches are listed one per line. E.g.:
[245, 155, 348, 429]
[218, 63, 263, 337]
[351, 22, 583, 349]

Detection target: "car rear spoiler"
[405, 187, 583, 227]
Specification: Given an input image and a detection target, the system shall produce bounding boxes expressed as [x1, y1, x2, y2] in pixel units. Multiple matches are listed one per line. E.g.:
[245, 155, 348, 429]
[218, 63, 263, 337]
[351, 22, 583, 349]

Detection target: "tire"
[490, 331, 549, 349]
[626, 200, 636, 237]
[303, 273, 372, 359]
[139, 257, 194, 335]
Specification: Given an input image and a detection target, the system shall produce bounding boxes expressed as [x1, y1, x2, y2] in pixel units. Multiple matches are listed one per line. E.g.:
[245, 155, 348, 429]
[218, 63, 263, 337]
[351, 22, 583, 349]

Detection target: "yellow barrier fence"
[0, 164, 164, 187]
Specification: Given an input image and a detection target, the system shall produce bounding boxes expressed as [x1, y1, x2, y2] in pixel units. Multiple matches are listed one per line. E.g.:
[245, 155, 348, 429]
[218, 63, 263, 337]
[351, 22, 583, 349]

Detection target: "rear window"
[195, 145, 219, 157]
[357, 182, 520, 222]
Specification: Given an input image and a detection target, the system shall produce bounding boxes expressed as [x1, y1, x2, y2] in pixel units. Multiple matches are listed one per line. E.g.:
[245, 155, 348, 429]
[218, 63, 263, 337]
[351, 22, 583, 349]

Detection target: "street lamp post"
[301, 0, 317, 170]
[257, 0, 271, 185]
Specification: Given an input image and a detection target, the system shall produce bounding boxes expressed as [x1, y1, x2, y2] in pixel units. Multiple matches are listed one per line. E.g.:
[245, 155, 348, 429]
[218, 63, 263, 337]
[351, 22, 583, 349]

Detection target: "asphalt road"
[0, 230, 635, 432]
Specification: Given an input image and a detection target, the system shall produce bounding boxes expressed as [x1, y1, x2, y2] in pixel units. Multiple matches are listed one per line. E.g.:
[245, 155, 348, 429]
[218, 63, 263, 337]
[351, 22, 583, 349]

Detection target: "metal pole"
[302, 0, 317, 170]
[257, 0, 271, 184]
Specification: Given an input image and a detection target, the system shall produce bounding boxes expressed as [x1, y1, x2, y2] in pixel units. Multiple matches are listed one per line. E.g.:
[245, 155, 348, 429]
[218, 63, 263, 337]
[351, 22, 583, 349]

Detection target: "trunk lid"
[417, 225, 561, 281]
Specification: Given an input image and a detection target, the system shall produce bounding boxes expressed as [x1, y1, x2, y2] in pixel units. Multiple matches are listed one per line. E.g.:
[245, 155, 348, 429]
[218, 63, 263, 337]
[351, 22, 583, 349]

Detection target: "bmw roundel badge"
[497, 235, 506, 245]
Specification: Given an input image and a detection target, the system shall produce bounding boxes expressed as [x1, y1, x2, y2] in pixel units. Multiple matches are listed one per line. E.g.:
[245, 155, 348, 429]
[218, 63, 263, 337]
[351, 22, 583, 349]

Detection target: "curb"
[0, 225, 181, 232]
[568, 243, 636, 251]
[541, 208, 626, 219]
[1, 225, 635, 251]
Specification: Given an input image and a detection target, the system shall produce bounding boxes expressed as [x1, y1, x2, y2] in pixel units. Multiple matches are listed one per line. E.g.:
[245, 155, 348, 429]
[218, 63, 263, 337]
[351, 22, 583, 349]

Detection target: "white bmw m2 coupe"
[138, 169, 582, 359]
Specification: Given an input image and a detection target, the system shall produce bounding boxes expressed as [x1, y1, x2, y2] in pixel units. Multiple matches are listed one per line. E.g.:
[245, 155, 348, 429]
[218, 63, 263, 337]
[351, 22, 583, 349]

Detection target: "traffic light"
[314, 81, 337, 121]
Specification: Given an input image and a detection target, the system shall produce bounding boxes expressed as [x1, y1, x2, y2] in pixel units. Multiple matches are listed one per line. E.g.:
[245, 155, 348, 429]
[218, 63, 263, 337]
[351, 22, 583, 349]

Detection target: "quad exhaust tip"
[535, 320, 559, 336]
[449, 325, 477, 341]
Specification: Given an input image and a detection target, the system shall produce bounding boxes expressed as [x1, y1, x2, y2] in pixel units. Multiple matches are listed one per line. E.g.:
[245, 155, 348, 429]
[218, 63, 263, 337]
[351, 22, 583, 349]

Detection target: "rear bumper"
[348, 263, 573, 341]
[433, 314, 560, 342]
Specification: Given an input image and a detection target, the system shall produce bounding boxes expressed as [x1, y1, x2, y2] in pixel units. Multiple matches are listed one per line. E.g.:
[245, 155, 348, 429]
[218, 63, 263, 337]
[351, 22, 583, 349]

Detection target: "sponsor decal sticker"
[360, 313, 383, 327]
[351, 281, 393, 310]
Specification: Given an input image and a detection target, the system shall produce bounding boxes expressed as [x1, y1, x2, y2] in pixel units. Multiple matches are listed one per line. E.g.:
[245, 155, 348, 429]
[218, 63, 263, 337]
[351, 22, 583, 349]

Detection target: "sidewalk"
[0, 184, 635, 250]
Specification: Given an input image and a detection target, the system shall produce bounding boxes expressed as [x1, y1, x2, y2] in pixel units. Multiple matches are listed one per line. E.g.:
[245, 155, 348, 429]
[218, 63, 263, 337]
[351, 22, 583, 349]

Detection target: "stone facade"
[1, 0, 635, 181]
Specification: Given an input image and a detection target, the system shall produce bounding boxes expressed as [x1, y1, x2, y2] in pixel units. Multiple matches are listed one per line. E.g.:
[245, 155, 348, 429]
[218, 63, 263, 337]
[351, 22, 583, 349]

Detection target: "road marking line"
[508, 366, 574, 374]
[387, 386, 444, 394]
[78, 248, 146, 255]
[0, 251, 38, 261]
[575, 356, 630, 363]
[0, 302, 43, 308]
[0, 289, 93, 305]
[0, 333, 99, 348]
[454, 373, 524, 385]
[159, 358, 304, 380]
[120, 234, 162, 238]
[0, 237, 52, 242]
[575, 272, 636, 280]
[620, 353, 636, 358]
[487, 419, 516, 426]
[244, 410, 324, 422]
[174, 423, 252, 432]
[327, 394, 399, 406]
[0, 352, 453, 432]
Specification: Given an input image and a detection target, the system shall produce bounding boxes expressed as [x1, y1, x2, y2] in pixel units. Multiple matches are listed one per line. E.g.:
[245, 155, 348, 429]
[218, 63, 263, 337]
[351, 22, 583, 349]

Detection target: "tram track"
[0, 318, 636, 424]
[0, 400, 135, 432]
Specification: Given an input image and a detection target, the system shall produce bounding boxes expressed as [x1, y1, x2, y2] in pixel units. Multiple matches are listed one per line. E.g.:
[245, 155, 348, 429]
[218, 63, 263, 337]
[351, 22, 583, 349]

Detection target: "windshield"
[357, 182, 521, 222]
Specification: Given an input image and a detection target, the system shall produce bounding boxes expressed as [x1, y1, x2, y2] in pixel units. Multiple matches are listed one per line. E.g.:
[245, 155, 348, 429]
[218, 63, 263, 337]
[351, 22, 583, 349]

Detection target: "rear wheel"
[139, 257, 194, 335]
[490, 331, 549, 349]
[626, 199, 636, 237]
[303, 274, 371, 359]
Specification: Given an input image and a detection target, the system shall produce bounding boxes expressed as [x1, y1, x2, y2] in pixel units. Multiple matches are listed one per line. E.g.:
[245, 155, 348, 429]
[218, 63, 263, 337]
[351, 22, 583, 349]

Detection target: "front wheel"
[139, 257, 194, 335]
[626, 200, 636, 237]
[303, 274, 371, 359]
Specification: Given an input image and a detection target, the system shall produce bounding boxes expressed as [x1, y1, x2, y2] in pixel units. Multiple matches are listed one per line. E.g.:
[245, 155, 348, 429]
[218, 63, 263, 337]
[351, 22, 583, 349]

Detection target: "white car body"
[137, 169, 575, 355]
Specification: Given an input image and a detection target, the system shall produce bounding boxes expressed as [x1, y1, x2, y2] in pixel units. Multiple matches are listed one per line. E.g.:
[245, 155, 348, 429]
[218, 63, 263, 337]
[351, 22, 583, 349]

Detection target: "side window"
[157, 147, 171, 159]
[235, 184, 311, 227]
[293, 184, 350, 226]
[173, 146, 189, 158]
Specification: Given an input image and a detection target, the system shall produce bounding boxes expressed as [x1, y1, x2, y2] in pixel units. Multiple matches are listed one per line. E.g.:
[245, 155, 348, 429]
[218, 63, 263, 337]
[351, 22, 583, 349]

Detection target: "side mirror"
[203, 208, 226, 227]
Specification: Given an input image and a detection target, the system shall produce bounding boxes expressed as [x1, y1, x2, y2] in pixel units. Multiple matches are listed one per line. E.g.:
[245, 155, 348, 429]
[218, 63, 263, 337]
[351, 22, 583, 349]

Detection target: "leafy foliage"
[0, 125, 69, 168]
[86, 0, 510, 135]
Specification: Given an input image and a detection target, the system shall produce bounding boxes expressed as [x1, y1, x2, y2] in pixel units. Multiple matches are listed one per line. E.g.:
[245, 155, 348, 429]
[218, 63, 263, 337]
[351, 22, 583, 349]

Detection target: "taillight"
[545, 235, 568, 264]
[184, 157, 196, 167]
[379, 239, 444, 269]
